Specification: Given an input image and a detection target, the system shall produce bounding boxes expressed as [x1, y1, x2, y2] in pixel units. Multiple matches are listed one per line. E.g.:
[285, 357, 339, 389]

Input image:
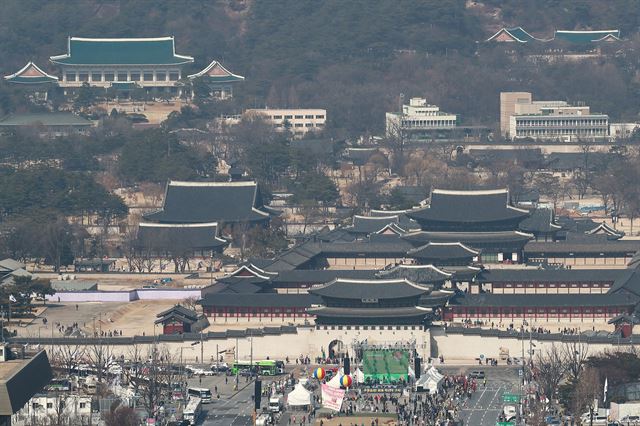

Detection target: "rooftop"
[136, 222, 227, 251]
[310, 278, 429, 300]
[144, 180, 271, 224]
[50, 36, 194, 66]
[406, 188, 530, 225]
[407, 242, 479, 261]
[4, 62, 58, 84]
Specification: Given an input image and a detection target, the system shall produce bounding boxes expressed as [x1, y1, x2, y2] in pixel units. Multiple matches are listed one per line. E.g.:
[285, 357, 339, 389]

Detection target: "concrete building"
[0, 349, 53, 426]
[385, 97, 458, 140]
[500, 92, 609, 142]
[12, 394, 92, 426]
[245, 108, 326, 136]
[50, 37, 194, 95]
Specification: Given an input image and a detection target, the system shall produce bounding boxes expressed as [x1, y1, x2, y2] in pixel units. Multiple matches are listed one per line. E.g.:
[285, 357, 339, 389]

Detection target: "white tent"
[327, 373, 343, 388]
[415, 366, 444, 394]
[287, 383, 312, 407]
[353, 368, 365, 384]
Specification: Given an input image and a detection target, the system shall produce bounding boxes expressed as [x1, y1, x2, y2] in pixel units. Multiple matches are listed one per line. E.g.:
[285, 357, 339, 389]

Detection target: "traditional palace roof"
[407, 242, 479, 262]
[586, 222, 624, 238]
[307, 306, 431, 319]
[144, 180, 271, 224]
[451, 293, 635, 308]
[486, 28, 621, 44]
[155, 305, 199, 325]
[199, 293, 320, 308]
[519, 208, 562, 234]
[554, 30, 621, 43]
[524, 240, 640, 255]
[310, 278, 428, 300]
[188, 60, 244, 82]
[136, 222, 227, 251]
[402, 230, 533, 246]
[4, 62, 58, 84]
[476, 268, 623, 284]
[376, 264, 451, 283]
[406, 189, 529, 226]
[348, 215, 419, 235]
[486, 27, 543, 43]
[50, 37, 194, 66]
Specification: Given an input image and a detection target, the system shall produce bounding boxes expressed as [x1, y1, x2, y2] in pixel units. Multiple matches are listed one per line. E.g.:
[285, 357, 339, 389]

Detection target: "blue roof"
[554, 30, 621, 43]
[50, 37, 194, 66]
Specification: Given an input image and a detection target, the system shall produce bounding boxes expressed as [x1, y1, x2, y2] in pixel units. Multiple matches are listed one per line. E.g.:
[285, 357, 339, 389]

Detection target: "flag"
[9, 295, 16, 303]
[604, 377, 608, 402]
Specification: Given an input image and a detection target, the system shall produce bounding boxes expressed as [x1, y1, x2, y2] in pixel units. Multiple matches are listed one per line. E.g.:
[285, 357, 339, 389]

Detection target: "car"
[469, 370, 485, 379]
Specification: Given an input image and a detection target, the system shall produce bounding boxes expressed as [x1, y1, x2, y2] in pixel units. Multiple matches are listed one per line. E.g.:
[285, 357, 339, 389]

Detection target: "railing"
[10, 325, 299, 345]
[441, 325, 636, 344]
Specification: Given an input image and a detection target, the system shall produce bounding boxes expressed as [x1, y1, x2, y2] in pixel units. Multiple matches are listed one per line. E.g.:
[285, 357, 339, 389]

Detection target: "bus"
[231, 360, 285, 376]
[187, 387, 212, 403]
[182, 397, 202, 425]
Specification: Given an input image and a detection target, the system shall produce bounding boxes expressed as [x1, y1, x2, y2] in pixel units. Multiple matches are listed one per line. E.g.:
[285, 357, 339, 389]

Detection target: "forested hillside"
[0, 0, 639, 134]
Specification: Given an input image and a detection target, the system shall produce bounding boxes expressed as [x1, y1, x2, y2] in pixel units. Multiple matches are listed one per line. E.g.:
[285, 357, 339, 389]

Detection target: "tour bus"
[182, 397, 202, 425]
[187, 387, 212, 403]
[231, 360, 285, 376]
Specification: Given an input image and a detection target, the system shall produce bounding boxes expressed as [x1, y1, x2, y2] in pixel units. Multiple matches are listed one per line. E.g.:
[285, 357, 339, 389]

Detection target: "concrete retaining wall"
[136, 289, 201, 300]
[47, 291, 136, 302]
[47, 288, 201, 303]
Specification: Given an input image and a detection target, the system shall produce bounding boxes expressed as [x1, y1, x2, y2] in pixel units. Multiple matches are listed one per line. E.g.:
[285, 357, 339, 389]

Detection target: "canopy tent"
[287, 383, 312, 407]
[327, 372, 343, 388]
[415, 366, 444, 394]
[353, 368, 365, 384]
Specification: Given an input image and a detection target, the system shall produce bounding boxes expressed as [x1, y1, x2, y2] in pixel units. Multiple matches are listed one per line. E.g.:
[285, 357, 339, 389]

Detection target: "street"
[441, 366, 521, 426]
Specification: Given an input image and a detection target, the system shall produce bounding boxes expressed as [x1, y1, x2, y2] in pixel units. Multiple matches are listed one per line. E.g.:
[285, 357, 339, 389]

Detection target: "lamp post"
[180, 346, 195, 396]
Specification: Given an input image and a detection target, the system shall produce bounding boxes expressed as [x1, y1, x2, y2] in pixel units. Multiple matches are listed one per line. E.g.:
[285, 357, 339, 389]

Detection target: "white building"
[501, 92, 609, 142]
[385, 98, 458, 140]
[609, 122, 640, 140]
[245, 108, 326, 136]
[12, 394, 92, 426]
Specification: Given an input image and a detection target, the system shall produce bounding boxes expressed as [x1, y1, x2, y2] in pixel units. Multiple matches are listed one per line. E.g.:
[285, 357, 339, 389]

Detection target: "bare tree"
[534, 343, 566, 401]
[562, 340, 590, 383]
[87, 339, 114, 385]
[182, 298, 200, 313]
[52, 344, 86, 379]
[105, 405, 139, 426]
[570, 367, 601, 418]
[140, 345, 181, 422]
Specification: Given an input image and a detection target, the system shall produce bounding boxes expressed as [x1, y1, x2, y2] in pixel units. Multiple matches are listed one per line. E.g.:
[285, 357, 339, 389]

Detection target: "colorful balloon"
[313, 367, 326, 380]
[340, 374, 353, 388]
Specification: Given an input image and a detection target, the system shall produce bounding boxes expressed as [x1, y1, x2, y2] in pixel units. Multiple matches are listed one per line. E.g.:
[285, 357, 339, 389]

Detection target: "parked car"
[469, 370, 485, 379]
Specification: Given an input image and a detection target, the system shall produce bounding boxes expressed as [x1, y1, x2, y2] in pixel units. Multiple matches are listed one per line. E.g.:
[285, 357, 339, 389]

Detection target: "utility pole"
[200, 331, 204, 365]
[235, 337, 239, 390]
[250, 334, 253, 377]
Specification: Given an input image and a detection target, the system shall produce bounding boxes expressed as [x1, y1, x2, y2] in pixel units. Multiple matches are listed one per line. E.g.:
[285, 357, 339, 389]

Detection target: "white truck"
[268, 395, 283, 413]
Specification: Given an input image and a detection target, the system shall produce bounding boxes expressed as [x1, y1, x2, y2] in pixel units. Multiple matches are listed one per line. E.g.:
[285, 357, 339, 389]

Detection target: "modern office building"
[500, 92, 609, 142]
[245, 108, 326, 135]
[385, 97, 458, 140]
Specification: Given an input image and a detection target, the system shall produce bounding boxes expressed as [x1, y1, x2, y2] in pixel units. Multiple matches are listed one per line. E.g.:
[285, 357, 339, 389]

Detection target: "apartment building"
[500, 92, 609, 142]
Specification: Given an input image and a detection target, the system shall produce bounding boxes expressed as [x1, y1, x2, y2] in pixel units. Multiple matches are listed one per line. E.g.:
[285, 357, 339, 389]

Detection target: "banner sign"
[321, 383, 345, 411]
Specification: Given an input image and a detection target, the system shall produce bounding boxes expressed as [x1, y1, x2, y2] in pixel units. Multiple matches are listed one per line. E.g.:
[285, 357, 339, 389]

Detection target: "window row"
[64, 71, 180, 82]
